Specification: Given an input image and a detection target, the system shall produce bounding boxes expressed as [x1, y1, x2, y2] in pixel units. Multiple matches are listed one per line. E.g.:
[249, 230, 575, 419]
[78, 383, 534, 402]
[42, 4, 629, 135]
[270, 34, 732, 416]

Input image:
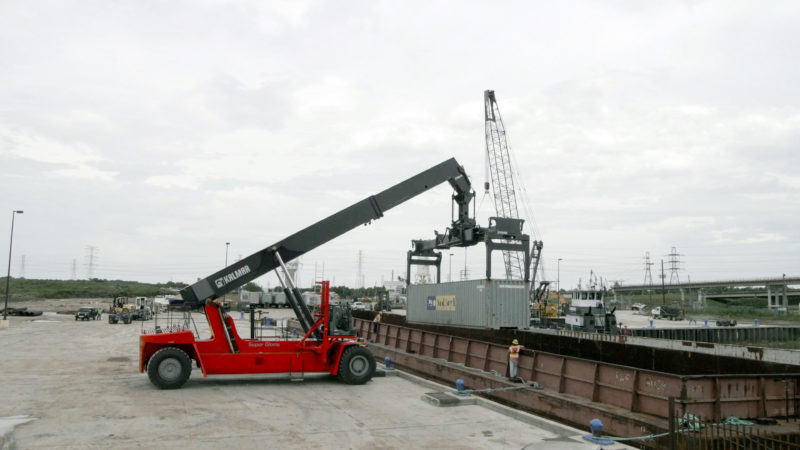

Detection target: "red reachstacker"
[140, 281, 375, 388]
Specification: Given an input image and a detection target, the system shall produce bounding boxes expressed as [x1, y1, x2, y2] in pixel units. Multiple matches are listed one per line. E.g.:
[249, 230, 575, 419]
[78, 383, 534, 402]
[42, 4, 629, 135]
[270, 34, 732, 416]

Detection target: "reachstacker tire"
[338, 346, 376, 385]
[147, 347, 192, 389]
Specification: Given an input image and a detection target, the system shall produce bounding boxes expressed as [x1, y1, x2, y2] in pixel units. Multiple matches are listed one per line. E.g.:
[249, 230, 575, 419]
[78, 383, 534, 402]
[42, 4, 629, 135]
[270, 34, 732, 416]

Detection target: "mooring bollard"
[590, 418, 604, 437]
[583, 418, 614, 445]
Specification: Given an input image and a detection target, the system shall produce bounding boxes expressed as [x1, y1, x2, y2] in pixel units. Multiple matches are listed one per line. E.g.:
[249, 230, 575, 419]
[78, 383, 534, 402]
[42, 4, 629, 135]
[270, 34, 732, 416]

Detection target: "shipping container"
[259, 292, 287, 308]
[407, 279, 529, 329]
[238, 290, 261, 304]
[302, 292, 322, 308]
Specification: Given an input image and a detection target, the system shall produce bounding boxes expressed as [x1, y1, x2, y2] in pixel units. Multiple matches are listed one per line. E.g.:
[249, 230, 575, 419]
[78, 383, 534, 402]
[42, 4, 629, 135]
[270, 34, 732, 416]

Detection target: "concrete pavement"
[0, 311, 630, 449]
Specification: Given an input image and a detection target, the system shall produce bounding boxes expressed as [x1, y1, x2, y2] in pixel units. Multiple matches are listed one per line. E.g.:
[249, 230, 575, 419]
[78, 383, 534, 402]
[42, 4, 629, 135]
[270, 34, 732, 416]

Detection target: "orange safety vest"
[509, 344, 522, 360]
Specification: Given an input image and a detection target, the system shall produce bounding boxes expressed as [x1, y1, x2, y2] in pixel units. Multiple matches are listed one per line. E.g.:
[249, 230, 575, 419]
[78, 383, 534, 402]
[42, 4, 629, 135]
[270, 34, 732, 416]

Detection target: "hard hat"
[512, 339, 519, 345]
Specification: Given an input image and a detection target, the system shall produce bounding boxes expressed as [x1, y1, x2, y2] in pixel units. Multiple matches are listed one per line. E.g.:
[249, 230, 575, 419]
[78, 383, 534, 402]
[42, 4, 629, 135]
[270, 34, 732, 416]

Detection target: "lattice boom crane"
[484, 89, 527, 280]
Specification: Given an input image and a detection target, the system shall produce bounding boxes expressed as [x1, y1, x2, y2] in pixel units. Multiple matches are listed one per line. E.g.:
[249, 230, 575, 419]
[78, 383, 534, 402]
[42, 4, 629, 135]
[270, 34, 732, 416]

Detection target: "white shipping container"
[407, 279, 529, 330]
[260, 292, 287, 307]
[238, 291, 261, 304]
[302, 292, 322, 308]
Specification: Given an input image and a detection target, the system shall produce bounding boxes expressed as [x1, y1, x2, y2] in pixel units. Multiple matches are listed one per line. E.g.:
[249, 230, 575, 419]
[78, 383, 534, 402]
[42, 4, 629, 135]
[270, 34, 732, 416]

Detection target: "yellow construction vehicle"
[108, 296, 136, 324]
[531, 291, 566, 319]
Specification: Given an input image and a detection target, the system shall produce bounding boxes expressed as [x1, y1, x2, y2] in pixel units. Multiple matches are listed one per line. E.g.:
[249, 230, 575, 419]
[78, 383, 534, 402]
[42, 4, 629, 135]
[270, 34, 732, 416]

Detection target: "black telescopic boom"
[180, 158, 474, 306]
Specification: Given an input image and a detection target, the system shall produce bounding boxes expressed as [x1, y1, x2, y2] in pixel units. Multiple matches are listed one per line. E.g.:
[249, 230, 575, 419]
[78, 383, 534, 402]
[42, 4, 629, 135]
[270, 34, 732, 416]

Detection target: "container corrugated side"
[239, 291, 260, 303]
[407, 279, 529, 329]
[486, 280, 529, 329]
[260, 292, 287, 305]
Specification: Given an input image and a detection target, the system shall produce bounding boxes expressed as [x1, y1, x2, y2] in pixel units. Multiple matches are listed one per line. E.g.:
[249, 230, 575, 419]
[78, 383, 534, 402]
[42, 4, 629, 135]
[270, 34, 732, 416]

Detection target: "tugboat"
[564, 272, 618, 334]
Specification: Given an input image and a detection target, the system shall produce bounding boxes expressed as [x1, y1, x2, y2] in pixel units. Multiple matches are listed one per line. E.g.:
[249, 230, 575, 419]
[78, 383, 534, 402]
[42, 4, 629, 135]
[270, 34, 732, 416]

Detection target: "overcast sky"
[1, 1, 799, 291]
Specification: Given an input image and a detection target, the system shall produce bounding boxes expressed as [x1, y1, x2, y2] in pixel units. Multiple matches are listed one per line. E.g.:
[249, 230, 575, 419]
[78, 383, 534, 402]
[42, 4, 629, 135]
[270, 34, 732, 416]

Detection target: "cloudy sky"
[1, 1, 799, 291]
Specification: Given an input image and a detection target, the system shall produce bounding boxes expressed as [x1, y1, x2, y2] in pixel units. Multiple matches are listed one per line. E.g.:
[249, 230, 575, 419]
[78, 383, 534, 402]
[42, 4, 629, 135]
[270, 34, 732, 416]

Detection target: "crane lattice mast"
[484, 90, 525, 280]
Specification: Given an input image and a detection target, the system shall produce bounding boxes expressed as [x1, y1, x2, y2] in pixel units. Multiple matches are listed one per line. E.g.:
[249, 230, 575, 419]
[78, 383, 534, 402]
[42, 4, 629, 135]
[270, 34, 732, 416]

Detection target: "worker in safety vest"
[372, 311, 382, 333]
[508, 339, 524, 380]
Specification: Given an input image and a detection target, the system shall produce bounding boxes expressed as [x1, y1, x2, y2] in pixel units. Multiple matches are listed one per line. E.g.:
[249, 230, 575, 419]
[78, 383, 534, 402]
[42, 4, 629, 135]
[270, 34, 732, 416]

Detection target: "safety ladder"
[217, 305, 239, 354]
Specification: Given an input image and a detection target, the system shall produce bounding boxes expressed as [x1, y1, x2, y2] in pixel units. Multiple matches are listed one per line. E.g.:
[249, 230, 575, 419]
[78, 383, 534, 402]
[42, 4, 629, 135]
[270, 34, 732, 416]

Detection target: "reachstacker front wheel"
[338, 346, 376, 385]
[147, 347, 192, 389]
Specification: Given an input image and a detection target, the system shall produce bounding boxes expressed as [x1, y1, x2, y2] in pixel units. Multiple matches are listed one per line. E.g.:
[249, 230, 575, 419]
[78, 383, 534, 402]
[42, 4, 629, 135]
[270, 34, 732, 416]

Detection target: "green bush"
[0, 277, 186, 299]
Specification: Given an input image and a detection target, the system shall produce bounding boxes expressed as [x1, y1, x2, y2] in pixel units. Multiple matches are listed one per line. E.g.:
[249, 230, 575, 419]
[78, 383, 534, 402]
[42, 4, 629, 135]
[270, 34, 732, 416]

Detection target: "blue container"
[754, 318, 759, 327]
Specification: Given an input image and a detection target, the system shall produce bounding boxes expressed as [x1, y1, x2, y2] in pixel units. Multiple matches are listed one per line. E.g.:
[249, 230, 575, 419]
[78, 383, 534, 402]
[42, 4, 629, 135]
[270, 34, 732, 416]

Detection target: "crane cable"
[501, 100, 546, 283]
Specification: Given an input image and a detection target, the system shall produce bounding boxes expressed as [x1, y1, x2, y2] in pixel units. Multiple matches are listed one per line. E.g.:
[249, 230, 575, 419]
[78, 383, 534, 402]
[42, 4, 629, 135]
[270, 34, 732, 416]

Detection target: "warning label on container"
[426, 295, 456, 311]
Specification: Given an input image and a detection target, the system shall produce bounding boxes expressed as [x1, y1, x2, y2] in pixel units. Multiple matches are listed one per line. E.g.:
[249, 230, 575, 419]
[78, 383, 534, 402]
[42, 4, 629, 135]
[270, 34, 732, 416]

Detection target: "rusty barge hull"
[368, 313, 799, 376]
[355, 316, 799, 440]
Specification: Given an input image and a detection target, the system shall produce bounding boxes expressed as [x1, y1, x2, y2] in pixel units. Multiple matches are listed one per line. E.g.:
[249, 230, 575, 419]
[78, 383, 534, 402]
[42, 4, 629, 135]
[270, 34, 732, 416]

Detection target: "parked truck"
[651, 305, 682, 321]
[75, 307, 99, 321]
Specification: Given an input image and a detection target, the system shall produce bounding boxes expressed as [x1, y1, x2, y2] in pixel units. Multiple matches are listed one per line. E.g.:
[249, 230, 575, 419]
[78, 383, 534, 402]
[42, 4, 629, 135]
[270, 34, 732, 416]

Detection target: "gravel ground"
[1, 306, 622, 449]
[5, 297, 110, 314]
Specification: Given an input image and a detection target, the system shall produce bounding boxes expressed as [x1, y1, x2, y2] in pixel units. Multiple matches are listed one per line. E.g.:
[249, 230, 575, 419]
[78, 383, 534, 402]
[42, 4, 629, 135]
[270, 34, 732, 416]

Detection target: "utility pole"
[4, 210, 23, 321]
[357, 250, 364, 289]
[462, 248, 469, 281]
[557, 258, 562, 293]
[660, 259, 666, 305]
[448, 252, 453, 282]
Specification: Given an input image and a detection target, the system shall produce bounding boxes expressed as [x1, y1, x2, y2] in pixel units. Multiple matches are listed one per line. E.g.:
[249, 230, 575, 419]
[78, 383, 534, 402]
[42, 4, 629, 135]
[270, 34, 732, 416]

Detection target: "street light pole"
[449, 253, 454, 282]
[225, 242, 230, 267]
[4, 210, 23, 320]
[660, 259, 666, 305]
[557, 258, 563, 293]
